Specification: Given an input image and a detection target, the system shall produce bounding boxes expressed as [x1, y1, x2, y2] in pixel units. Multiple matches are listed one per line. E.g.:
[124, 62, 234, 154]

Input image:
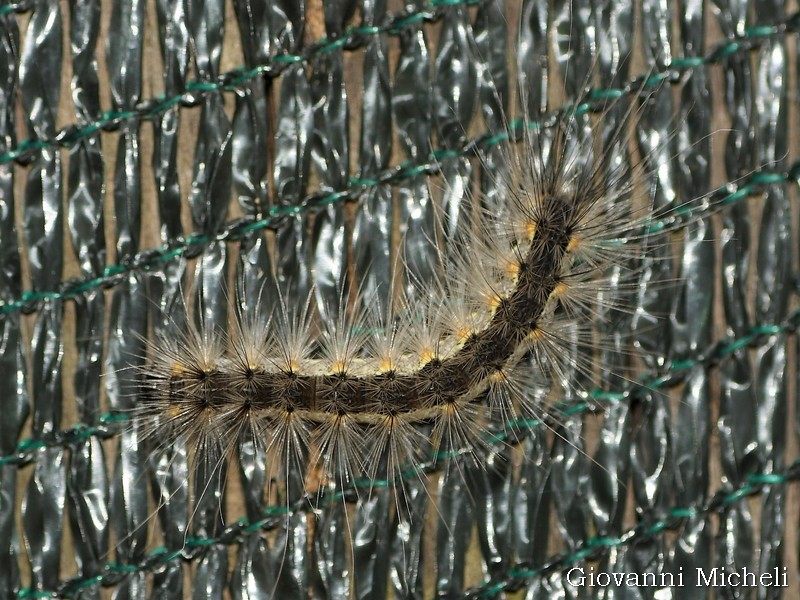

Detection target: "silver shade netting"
[0, 0, 798, 598]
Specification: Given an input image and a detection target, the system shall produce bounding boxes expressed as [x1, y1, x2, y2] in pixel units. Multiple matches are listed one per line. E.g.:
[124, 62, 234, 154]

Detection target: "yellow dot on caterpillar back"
[378, 359, 394, 373]
[489, 370, 506, 384]
[456, 326, 474, 342]
[487, 293, 503, 312]
[420, 348, 436, 363]
[525, 220, 537, 240]
[504, 258, 520, 280]
[552, 282, 569, 298]
[167, 405, 182, 419]
[329, 360, 348, 375]
[528, 327, 544, 342]
[441, 402, 458, 417]
[169, 362, 186, 377]
[567, 236, 581, 253]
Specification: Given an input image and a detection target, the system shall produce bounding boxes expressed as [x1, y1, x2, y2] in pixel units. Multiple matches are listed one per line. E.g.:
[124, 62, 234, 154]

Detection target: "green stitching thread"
[466, 466, 800, 599]
[5, 4, 797, 599]
[0, 10, 798, 317]
[0, 0, 485, 166]
[3, 306, 797, 471]
[16, 459, 799, 599]
[2, 7, 796, 167]
[1, 126, 796, 319]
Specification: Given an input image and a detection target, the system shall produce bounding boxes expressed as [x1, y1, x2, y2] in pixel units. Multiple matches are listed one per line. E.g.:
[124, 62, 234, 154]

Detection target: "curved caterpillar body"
[139, 118, 640, 486]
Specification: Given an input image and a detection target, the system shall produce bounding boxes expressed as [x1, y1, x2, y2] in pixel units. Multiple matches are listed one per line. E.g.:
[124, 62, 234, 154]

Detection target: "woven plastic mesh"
[0, 0, 798, 598]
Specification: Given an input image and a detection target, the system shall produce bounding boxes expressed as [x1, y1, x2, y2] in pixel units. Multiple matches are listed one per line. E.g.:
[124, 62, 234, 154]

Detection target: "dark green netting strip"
[1, 108, 798, 319]
[15, 458, 800, 599]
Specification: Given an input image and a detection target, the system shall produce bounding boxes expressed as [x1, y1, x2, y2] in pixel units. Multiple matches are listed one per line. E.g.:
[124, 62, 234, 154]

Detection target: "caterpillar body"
[138, 108, 646, 489]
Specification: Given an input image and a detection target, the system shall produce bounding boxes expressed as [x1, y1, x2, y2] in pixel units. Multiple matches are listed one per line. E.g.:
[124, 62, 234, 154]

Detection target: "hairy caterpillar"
[136, 95, 654, 494]
[118, 22, 734, 595]
[4, 0, 796, 597]
[126, 14, 732, 600]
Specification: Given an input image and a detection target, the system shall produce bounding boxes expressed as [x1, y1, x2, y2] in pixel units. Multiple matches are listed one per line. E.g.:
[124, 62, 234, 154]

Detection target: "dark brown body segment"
[158, 193, 572, 422]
